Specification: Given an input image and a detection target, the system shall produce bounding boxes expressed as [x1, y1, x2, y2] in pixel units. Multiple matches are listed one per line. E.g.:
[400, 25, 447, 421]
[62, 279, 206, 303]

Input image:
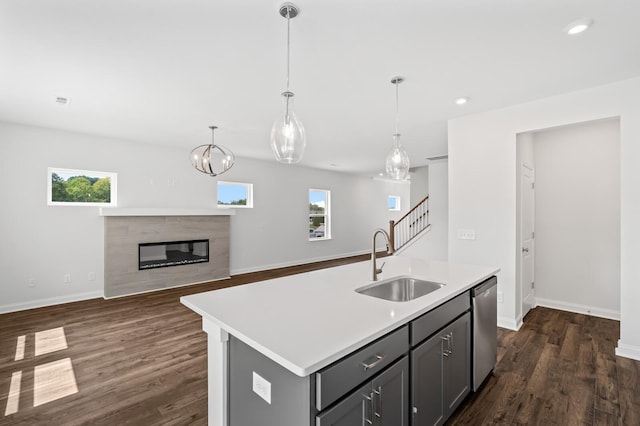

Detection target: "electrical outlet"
[64, 274, 71, 284]
[457, 229, 476, 240]
[497, 291, 504, 303]
[252, 372, 271, 404]
[88, 272, 96, 281]
[27, 278, 36, 288]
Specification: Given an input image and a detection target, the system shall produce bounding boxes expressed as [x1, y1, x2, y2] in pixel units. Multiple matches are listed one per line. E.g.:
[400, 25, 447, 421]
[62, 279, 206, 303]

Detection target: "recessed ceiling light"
[455, 97, 469, 105]
[565, 19, 593, 35]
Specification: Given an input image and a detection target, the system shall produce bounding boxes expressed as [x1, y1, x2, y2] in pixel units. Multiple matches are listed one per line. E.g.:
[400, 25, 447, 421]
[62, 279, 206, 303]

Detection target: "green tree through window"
[48, 169, 115, 205]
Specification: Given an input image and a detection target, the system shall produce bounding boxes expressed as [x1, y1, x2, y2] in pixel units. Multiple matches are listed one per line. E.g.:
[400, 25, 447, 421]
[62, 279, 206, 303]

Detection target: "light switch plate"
[252, 372, 271, 404]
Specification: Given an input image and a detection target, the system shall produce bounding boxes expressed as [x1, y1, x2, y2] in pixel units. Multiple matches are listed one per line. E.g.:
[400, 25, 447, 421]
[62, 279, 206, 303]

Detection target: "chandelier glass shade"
[271, 3, 306, 164]
[190, 126, 235, 177]
[385, 76, 410, 180]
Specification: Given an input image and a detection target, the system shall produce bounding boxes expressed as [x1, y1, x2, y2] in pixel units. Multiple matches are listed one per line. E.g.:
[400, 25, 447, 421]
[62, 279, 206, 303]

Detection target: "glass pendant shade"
[271, 91, 306, 164]
[385, 134, 410, 180]
[385, 76, 410, 180]
[191, 126, 235, 177]
[272, 3, 306, 164]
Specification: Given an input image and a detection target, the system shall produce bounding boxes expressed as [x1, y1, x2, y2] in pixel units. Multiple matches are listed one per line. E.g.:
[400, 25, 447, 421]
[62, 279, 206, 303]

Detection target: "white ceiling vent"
[425, 154, 448, 162]
[53, 96, 71, 107]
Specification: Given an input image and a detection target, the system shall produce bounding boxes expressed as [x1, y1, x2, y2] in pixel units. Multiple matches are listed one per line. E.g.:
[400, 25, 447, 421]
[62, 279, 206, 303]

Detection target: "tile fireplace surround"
[101, 208, 233, 298]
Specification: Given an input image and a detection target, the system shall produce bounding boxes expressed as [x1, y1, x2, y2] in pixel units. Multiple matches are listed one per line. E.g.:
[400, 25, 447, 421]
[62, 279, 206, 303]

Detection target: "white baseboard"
[535, 297, 620, 321]
[616, 340, 640, 361]
[230, 250, 370, 276]
[0, 291, 104, 315]
[498, 315, 521, 331]
[103, 276, 231, 299]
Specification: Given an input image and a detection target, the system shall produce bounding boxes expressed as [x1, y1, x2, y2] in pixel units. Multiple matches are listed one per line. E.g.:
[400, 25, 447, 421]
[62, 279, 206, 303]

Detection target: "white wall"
[409, 166, 429, 206]
[215, 157, 410, 274]
[0, 122, 409, 312]
[533, 119, 620, 319]
[448, 77, 640, 361]
[397, 161, 448, 261]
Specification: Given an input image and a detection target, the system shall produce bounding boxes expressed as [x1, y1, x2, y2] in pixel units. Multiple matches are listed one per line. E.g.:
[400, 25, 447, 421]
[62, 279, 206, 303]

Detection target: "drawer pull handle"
[363, 392, 374, 424]
[373, 386, 382, 418]
[361, 354, 384, 371]
[441, 333, 452, 356]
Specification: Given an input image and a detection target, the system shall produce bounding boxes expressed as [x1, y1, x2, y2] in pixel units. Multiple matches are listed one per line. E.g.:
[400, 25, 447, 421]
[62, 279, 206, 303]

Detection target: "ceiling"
[1, 1, 639, 176]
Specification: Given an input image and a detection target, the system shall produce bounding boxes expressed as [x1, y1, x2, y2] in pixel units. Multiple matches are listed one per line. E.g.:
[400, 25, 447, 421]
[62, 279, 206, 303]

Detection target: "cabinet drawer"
[410, 291, 470, 346]
[315, 325, 409, 411]
[315, 382, 370, 426]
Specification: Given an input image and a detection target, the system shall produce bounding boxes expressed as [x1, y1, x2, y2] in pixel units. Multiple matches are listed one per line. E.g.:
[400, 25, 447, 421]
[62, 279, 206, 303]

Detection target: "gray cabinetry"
[317, 356, 409, 426]
[316, 326, 409, 410]
[229, 326, 409, 426]
[443, 312, 471, 416]
[227, 286, 484, 426]
[315, 383, 370, 426]
[411, 311, 471, 426]
[410, 329, 444, 425]
[372, 355, 410, 426]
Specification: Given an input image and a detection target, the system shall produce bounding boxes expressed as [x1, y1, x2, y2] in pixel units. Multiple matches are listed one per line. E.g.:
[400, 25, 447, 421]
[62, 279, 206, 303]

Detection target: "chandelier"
[190, 126, 235, 177]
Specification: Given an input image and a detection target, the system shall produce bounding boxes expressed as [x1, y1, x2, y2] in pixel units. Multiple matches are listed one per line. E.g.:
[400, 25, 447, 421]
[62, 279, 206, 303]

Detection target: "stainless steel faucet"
[371, 228, 394, 281]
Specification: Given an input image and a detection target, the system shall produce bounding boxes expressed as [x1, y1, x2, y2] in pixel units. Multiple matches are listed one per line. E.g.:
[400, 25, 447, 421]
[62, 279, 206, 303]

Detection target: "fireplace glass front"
[139, 239, 209, 270]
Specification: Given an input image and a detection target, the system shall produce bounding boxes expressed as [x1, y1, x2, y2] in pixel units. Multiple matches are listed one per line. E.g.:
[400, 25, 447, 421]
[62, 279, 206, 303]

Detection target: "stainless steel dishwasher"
[472, 276, 497, 391]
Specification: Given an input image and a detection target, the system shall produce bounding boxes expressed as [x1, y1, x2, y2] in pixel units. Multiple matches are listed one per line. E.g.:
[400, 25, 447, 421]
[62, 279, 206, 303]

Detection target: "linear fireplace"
[139, 239, 209, 270]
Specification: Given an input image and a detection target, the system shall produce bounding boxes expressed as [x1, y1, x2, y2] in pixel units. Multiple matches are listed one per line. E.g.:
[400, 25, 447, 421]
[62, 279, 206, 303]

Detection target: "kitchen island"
[181, 256, 499, 426]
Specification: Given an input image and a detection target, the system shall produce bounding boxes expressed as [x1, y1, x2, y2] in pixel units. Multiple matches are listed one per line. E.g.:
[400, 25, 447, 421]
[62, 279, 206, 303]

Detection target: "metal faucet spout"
[371, 228, 394, 281]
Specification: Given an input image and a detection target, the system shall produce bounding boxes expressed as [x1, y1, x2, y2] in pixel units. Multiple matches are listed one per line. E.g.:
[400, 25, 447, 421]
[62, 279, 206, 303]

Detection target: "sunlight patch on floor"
[14, 335, 25, 361]
[3, 371, 22, 416]
[35, 327, 68, 356]
[33, 358, 78, 407]
[4, 327, 79, 416]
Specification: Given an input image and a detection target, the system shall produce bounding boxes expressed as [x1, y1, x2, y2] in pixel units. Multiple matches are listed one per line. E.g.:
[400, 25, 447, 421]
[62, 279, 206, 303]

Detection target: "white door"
[521, 163, 535, 318]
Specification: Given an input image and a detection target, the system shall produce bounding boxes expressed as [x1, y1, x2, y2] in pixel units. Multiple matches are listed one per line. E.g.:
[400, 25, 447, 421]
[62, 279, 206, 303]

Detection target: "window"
[48, 168, 117, 206]
[309, 189, 330, 240]
[388, 195, 401, 211]
[217, 181, 253, 208]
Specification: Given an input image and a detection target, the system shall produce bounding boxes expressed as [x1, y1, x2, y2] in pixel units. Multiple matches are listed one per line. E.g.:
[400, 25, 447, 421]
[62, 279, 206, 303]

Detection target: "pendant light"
[385, 76, 410, 180]
[270, 3, 306, 164]
[190, 126, 235, 177]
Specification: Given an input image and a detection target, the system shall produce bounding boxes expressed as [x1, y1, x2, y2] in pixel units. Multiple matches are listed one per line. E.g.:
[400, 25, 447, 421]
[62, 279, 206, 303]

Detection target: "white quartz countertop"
[181, 256, 499, 377]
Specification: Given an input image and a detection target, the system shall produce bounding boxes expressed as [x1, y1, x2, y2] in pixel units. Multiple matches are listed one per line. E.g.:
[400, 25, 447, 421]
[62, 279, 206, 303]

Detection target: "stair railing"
[389, 195, 430, 252]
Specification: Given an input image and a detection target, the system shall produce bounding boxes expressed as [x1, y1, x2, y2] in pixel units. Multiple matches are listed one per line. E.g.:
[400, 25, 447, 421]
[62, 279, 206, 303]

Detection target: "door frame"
[519, 161, 535, 321]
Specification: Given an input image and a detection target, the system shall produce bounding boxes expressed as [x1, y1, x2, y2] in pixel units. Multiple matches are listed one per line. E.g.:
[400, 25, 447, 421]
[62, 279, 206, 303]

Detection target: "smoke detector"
[53, 96, 71, 108]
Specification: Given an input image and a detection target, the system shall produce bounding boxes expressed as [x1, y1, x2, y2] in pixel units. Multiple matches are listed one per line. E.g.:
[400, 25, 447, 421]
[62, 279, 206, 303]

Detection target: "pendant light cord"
[394, 80, 400, 146]
[395, 81, 399, 134]
[210, 125, 217, 147]
[286, 7, 291, 92]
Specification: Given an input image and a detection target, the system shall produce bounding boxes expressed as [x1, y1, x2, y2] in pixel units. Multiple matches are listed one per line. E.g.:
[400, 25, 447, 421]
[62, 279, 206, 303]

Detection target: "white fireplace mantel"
[99, 208, 235, 217]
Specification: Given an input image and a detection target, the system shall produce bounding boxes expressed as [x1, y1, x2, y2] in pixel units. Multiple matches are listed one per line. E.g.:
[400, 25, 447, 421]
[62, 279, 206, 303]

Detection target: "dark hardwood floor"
[1, 258, 638, 425]
[0, 255, 369, 426]
[448, 308, 640, 425]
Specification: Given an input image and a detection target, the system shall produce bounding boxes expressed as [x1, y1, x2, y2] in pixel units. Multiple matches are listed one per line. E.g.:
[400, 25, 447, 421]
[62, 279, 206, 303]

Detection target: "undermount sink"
[356, 276, 445, 302]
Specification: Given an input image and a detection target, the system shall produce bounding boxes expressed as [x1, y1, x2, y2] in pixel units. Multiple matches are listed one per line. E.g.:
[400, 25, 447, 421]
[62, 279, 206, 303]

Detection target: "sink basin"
[355, 276, 445, 302]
